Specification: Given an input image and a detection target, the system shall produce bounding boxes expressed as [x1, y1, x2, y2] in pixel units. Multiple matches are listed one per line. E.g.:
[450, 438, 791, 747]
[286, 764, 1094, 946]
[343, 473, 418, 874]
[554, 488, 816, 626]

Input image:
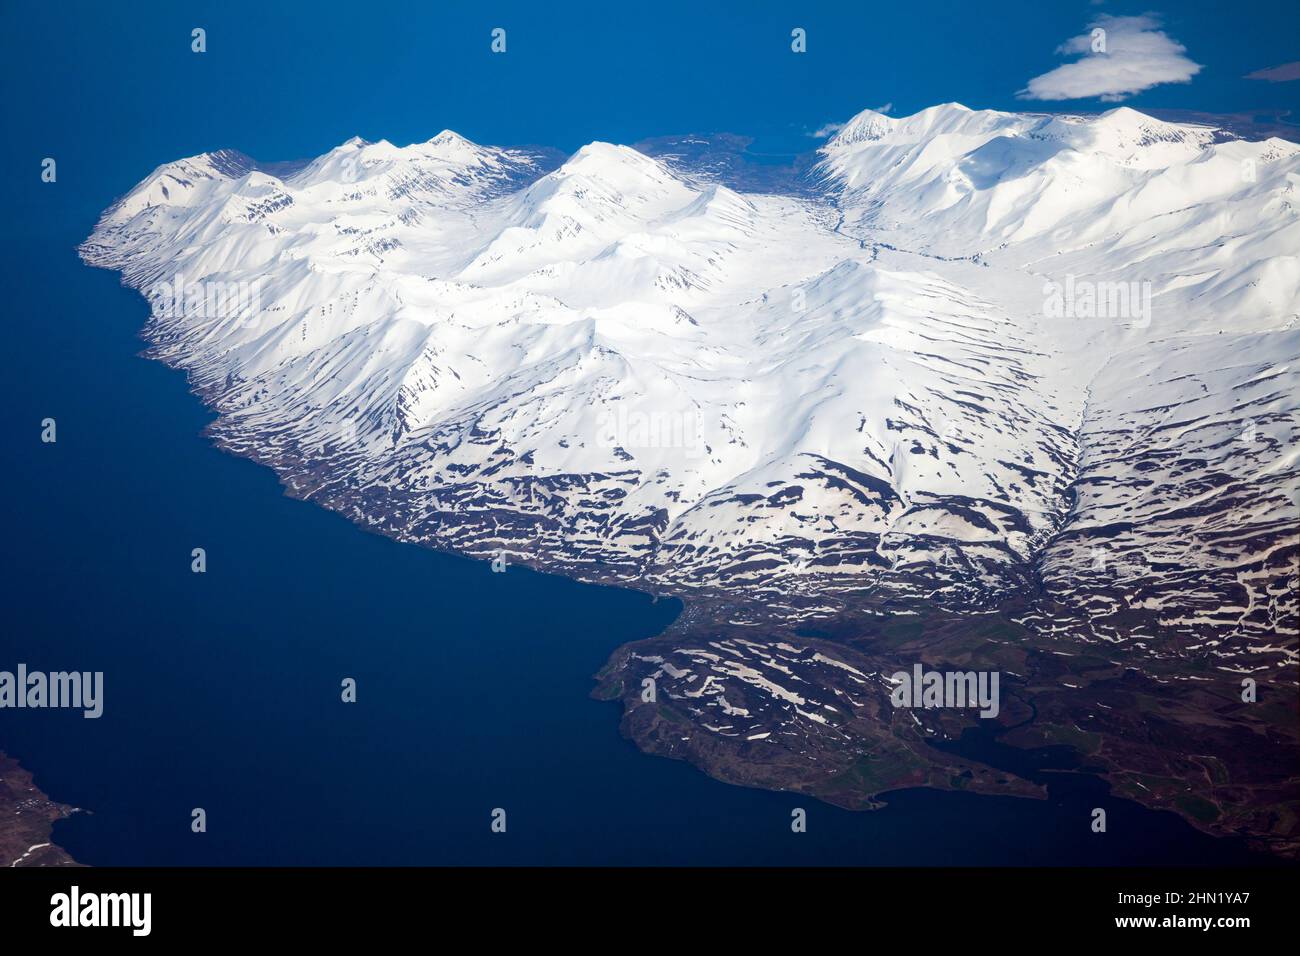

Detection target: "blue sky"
[3, 0, 1298, 212]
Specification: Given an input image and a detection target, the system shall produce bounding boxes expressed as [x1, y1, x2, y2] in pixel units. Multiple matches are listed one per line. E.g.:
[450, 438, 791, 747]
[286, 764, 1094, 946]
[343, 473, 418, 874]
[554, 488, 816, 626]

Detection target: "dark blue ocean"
[2, 0, 1293, 867]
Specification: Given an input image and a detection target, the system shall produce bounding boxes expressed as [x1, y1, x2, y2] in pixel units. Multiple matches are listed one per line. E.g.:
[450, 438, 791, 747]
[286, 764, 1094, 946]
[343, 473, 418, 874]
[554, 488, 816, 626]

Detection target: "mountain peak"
[1086, 106, 1216, 156]
[1094, 106, 1165, 129]
[570, 141, 640, 161]
[827, 108, 899, 148]
[425, 129, 481, 152]
[560, 142, 671, 180]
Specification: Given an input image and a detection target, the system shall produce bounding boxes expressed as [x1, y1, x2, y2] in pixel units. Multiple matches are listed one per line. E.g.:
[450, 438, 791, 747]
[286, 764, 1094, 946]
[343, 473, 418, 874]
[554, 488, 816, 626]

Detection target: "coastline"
[0, 751, 80, 867]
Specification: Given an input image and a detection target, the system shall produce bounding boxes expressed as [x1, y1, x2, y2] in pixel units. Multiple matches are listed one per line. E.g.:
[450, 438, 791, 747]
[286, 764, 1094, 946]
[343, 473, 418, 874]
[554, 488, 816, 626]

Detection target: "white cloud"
[1018, 14, 1202, 102]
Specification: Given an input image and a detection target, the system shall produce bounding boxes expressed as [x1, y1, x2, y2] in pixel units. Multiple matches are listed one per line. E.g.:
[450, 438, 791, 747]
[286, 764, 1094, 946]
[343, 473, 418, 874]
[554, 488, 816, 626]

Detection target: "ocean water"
[0, 225, 1281, 867]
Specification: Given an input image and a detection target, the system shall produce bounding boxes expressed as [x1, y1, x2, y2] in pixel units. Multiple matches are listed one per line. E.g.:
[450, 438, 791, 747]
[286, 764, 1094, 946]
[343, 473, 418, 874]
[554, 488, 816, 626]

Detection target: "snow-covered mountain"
[82, 103, 1300, 679]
